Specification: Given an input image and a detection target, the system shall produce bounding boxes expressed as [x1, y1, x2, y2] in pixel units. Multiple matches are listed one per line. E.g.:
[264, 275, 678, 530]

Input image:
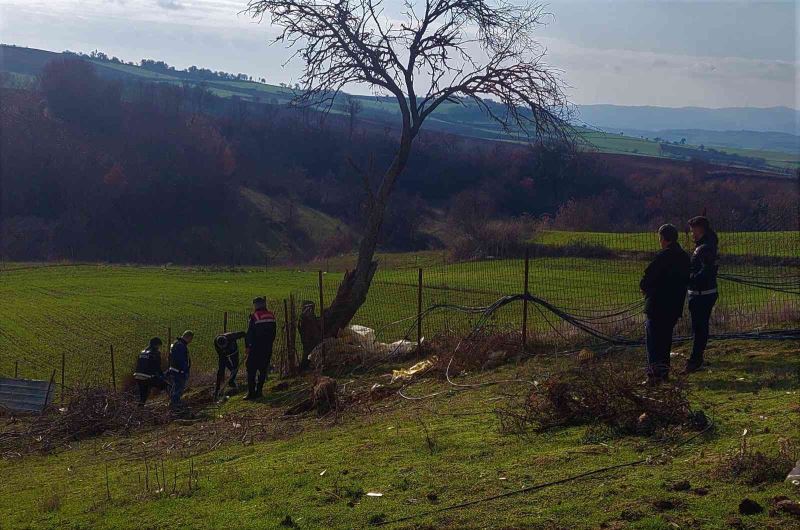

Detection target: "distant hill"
[1, 43, 797, 170]
[577, 104, 799, 135]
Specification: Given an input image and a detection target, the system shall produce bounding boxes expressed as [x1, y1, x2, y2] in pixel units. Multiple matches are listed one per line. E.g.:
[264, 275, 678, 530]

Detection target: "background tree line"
[1, 58, 796, 264]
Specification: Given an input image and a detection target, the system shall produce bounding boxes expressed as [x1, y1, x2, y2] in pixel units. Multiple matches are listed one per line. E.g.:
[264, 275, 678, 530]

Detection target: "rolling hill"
[1, 44, 797, 171]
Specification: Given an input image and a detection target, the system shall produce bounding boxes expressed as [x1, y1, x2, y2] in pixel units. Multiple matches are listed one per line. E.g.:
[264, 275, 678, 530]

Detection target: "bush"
[448, 218, 531, 261]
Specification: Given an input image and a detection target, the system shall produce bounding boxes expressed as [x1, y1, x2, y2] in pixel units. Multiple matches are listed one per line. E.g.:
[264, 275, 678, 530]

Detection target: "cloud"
[156, 0, 183, 9]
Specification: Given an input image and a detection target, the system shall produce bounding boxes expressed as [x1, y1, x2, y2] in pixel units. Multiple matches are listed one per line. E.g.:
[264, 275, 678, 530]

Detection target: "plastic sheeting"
[308, 325, 419, 367]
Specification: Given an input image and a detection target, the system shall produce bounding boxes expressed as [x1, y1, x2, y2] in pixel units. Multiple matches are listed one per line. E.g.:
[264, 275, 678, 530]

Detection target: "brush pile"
[0, 387, 171, 455]
[497, 362, 701, 436]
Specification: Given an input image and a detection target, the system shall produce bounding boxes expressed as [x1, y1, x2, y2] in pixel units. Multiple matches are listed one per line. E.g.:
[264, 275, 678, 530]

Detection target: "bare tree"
[246, 0, 571, 355]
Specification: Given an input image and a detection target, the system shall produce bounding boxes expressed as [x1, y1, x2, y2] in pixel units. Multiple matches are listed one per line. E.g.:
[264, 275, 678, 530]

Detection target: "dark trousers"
[215, 352, 239, 395]
[689, 293, 717, 365]
[645, 317, 677, 379]
[136, 377, 165, 405]
[246, 352, 270, 396]
[137, 381, 151, 404]
[169, 372, 188, 408]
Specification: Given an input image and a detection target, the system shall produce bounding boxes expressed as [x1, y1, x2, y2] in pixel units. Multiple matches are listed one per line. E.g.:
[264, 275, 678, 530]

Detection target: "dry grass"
[715, 433, 797, 486]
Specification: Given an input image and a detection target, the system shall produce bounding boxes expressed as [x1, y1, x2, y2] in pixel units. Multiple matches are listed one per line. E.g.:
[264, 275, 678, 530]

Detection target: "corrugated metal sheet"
[0, 377, 54, 412]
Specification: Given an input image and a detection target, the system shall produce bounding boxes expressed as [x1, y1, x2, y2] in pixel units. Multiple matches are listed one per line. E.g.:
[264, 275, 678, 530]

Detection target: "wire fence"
[1, 229, 798, 392]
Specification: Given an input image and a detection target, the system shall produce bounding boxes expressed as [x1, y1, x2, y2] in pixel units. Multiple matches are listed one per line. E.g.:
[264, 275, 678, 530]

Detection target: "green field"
[2, 246, 796, 388]
[1, 340, 798, 529]
[534, 230, 800, 258]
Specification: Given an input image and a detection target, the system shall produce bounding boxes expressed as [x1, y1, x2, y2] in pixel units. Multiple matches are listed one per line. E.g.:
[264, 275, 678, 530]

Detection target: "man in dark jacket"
[213, 331, 246, 399]
[168, 330, 193, 409]
[133, 337, 165, 405]
[639, 224, 690, 383]
[244, 297, 276, 400]
[685, 216, 719, 373]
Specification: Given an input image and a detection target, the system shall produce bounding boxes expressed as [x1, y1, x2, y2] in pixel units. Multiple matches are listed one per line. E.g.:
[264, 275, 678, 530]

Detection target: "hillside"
[2, 44, 797, 171]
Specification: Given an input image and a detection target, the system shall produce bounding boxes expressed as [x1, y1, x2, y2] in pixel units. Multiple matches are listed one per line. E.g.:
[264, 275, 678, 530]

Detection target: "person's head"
[252, 297, 266, 311]
[181, 330, 194, 344]
[688, 216, 710, 242]
[149, 337, 163, 350]
[215, 335, 228, 349]
[658, 224, 679, 249]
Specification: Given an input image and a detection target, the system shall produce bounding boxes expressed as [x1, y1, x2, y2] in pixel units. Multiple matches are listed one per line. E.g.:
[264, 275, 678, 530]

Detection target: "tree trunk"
[298, 129, 414, 361]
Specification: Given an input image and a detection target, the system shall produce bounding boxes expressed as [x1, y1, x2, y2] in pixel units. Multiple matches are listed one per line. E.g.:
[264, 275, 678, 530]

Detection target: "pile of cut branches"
[497, 362, 702, 436]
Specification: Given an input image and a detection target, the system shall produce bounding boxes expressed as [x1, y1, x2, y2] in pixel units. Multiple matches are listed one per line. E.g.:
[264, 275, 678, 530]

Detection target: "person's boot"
[683, 360, 704, 375]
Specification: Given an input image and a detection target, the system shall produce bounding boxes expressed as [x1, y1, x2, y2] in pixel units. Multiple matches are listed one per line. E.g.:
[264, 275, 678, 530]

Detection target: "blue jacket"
[169, 338, 191, 375]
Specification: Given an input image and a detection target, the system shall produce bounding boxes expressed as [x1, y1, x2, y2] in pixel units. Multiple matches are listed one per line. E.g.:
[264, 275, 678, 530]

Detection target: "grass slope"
[1, 341, 798, 529]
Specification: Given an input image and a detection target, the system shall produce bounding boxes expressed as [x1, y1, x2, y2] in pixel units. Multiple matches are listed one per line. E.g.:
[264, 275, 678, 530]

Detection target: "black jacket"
[246, 309, 277, 356]
[214, 331, 246, 357]
[640, 241, 690, 321]
[689, 231, 719, 292]
[134, 347, 162, 379]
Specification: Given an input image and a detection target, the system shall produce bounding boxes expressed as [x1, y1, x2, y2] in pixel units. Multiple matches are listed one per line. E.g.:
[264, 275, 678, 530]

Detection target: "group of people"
[133, 297, 277, 410]
[131, 217, 719, 407]
[640, 216, 719, 384]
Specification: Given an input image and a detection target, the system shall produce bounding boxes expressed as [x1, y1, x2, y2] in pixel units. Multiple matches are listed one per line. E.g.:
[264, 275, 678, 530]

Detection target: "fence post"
[522, 248, 530, 351]
[318, 270, 325, 368]
[61, 351, 66, 406]
[110, 344, 117, 392]
[283, 298, 292, 375]
[289, 294, 297, 366]
[417, 268, 423, 346]
[43, 370, 56, 412]
[223, 311, 228, 333]
[14, 360, 18, 378]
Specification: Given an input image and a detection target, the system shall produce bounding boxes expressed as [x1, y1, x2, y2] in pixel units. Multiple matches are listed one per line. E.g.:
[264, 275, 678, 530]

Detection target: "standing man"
[133, 337, 165, 406]
[685, 216, 719, 374]
[244, 297, 277, 400]
[213, 331, 246, 399]
[639, 224, 690, 384]
[168, 330, 194, 410]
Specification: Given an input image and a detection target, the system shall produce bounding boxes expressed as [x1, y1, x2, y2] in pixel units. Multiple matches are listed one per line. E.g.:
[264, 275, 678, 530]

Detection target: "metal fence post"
[417, 268, 423, 345]
[14, 360, 18, 378]
[283, 298, 291, 375]
[522, 248, 530, 351]
[223, 311, 228, 333]
[110, 344, 117, 392]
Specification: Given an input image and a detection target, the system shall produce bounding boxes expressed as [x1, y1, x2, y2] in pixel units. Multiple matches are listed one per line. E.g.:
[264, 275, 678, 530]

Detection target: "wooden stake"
[105, 463, 111, 500]
[522, 248, 530, 351]
[60, 351, 66, 406]
[417, 268, 423, 345]
[110, 344, 116, 392]
[318, 270, 325, 368]
[223, 311, 228, 333]
[283, 299, 291, 375]
[14, 360, 18, 378]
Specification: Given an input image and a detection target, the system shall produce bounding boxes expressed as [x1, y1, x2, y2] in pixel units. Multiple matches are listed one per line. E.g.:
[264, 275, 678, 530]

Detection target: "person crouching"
[133, 337, 165, 405]
[214, 331, 246, 399]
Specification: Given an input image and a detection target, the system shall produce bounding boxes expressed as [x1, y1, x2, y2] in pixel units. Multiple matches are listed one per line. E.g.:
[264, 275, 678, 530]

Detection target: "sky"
[0, 0, 797, 109]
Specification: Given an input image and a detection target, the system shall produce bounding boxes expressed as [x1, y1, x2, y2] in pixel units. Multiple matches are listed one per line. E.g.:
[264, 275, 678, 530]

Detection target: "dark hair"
[688, 216, 710, 230]
[149, 337, 163, 348]
[252, 297, 266, 308]
[658, 223, 679, 243]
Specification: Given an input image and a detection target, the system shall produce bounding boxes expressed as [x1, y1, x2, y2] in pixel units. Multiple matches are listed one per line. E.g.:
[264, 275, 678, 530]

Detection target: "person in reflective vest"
[244, 298, 276, 400]
[213, 331, 246, 399]
[133, 337, 165, 405]
[685, 216, 719, 374]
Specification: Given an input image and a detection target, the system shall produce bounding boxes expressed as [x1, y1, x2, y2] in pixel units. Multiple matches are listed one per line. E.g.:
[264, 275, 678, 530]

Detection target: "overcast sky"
[1, 0, 797, 108]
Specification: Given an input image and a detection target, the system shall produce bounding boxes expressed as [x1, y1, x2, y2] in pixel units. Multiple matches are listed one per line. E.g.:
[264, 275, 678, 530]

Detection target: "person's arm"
[245, 316, 255, 353]
[639, 252, 665, 294]
[690, 244, 714, 285]
[229, 331, 247, 341]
